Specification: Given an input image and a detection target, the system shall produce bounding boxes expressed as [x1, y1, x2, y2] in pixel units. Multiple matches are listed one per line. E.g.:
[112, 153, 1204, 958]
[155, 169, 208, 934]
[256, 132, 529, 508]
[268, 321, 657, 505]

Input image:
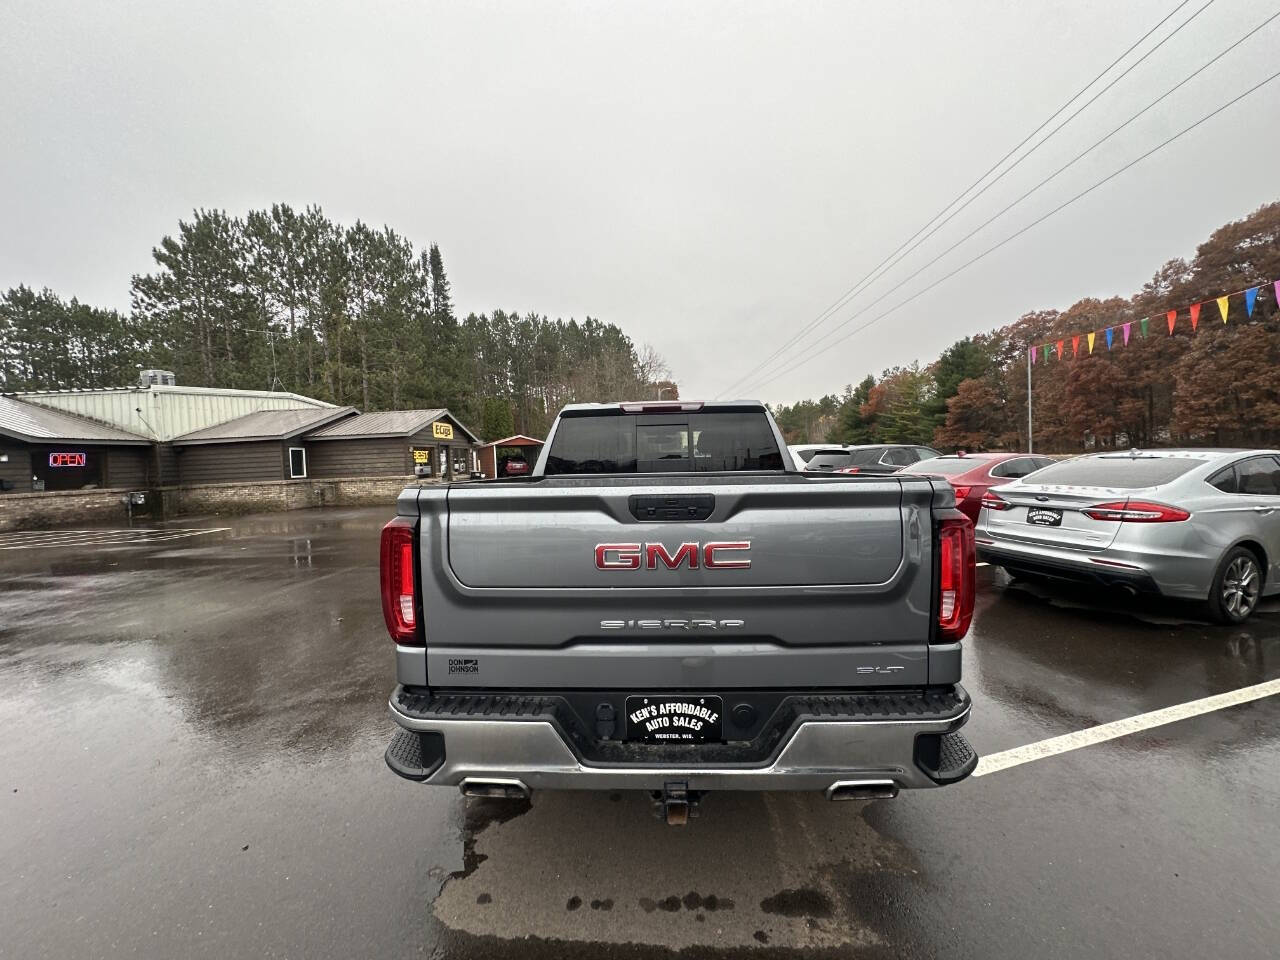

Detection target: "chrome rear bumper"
[387, 691, 975, 792]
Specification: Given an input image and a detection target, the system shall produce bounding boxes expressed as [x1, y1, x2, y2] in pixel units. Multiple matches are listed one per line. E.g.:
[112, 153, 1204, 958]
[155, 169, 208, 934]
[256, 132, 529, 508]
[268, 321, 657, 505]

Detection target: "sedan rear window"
[805, 453, 856, 470]
[847, 448, 886, 465]
[900, 457, 976, 476]
[1023, 456, 1200, 488]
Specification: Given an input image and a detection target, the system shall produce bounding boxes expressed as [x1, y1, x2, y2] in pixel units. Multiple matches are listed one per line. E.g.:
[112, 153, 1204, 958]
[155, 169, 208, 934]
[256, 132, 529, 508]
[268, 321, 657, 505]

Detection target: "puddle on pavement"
[430, 788, 923, 955]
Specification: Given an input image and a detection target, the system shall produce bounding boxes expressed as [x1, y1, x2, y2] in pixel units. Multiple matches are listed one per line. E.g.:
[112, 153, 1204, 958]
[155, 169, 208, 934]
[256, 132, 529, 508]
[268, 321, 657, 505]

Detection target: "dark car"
[828, 444, 942, 476]
[898, 452, 1055, 523]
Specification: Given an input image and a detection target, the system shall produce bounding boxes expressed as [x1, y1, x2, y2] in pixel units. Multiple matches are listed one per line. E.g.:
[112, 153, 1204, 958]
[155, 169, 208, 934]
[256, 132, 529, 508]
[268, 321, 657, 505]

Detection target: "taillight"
[938, 516, 975, 641]
[837, 466, 860, 474]
[380, 517, 421, 644]
[952, 485, 972, 501]
[1082, 501, 1190, 522]
[980, 491, 1010, 511]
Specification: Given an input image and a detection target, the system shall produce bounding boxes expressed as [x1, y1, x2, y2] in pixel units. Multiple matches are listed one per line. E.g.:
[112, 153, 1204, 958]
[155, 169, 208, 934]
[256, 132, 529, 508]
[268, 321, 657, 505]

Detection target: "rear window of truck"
[1023, 456, 1200, 488]
[544, 411, 784, 474]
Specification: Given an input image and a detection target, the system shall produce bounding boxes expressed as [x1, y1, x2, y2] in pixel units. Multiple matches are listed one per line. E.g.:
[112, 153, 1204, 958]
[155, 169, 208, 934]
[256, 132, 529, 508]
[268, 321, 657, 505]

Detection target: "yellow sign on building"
[431, 422, 454, 440]
[411, 447, 432, 465]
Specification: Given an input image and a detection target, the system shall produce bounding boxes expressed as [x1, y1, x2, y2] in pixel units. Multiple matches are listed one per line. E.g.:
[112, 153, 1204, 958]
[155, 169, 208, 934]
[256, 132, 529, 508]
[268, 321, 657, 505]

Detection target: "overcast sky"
[5, 0, 1279, 404]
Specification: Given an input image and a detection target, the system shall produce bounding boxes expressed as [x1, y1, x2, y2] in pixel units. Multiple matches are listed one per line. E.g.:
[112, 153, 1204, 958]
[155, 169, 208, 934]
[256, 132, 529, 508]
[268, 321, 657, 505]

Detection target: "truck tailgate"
[447, 479, 904, 587]
[415, 474, 943, 688]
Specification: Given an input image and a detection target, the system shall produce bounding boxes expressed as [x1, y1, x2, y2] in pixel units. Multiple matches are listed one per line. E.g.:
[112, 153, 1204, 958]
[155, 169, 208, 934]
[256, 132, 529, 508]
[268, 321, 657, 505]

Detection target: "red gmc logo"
[595, 541, 751, 570]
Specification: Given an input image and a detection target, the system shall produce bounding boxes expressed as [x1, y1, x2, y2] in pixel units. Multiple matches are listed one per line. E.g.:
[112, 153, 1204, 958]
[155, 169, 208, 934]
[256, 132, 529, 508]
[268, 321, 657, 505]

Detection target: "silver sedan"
[976, 449, 1280, 623]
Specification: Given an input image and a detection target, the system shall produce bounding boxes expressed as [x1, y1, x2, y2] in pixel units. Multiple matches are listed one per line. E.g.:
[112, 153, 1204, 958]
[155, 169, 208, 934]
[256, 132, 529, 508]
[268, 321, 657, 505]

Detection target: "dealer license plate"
[625, 695, 723, 743]
[1027, 507, 1063, 527]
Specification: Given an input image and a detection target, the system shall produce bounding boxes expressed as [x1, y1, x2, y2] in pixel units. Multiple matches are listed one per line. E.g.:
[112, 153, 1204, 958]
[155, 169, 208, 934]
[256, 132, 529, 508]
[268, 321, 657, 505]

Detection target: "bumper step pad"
[385, 728, 446, 782]
[914, 731, 977, 784]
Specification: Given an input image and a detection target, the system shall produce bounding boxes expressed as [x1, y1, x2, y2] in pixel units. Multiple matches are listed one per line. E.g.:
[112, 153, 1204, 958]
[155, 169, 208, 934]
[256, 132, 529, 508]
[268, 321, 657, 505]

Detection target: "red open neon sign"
[48, 452, 86, 467]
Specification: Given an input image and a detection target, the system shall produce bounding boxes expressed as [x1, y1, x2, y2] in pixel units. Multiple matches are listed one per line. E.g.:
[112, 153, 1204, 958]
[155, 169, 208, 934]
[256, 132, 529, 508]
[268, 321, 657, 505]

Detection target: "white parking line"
[0, 528, 229, 550]
[973, 678, 1280, 777]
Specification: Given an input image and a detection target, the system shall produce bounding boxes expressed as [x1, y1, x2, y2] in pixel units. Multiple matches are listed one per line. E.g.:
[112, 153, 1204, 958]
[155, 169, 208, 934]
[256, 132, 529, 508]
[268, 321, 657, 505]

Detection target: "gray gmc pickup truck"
[382, 400, 977, 823]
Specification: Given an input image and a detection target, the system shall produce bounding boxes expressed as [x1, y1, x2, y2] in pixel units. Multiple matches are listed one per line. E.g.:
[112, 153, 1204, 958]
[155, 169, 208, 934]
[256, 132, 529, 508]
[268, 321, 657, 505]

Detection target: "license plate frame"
[1027, 507, 1063, 527]
[624, 695, 724, 744]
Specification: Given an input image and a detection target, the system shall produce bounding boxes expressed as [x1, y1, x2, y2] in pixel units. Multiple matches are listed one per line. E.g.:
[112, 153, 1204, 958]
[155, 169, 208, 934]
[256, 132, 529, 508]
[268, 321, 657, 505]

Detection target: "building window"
[288, 447, 307, 479]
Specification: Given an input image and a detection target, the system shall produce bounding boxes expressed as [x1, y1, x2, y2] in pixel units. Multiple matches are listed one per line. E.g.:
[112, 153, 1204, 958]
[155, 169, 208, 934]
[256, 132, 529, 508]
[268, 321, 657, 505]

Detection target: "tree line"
[0, 204, 669, 440]
[772, 200, 1280, 452]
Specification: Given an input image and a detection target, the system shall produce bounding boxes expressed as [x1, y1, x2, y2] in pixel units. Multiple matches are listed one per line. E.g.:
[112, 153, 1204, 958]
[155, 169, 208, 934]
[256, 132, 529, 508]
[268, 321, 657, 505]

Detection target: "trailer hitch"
[653, 781, 702, 826]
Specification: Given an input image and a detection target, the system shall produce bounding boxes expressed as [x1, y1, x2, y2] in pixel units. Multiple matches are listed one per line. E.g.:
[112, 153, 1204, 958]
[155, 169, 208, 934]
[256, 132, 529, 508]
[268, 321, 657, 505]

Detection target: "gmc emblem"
[594, 541, 751, 570]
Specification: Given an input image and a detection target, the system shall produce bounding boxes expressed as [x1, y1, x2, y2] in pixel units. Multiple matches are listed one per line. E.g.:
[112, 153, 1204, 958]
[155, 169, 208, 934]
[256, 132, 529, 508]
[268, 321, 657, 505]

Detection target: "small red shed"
[479, 434, 545, 478]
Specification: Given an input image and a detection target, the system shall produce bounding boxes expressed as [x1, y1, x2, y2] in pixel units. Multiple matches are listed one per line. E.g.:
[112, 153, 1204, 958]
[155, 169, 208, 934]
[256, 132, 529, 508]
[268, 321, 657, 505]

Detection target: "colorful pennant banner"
[1031, 278, 1278, 366]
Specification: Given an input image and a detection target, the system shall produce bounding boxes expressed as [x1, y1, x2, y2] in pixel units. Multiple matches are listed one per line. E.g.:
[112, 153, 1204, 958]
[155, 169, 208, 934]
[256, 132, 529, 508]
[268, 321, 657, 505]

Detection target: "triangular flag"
[1042, 344, 1050, 362]
[1056, 339, 1064, 359]
[1166, 310, 1176, 334]
[1274, 281, 1279, 310]
[1190, 302, 1201, 331]
[1087, 331, 1096, 354]
[1105, 328, 1114, 350]
[1246, 287, 1259, 316]
[1030, 346, 1036, 366]
[1140, 317, 1149, 338]
[1072, 335, 1080, 357]
[1217, 296, 1228, 323]
[1122, 322, 1131, 345]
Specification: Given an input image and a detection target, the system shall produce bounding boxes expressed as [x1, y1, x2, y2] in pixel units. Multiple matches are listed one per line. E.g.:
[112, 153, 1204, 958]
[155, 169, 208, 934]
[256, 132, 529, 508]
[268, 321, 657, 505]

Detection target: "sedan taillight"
[836, 466, 860, 474]
[938, 516, 975, 641]
[1083, 501, 1190, 523]
[380, 517, 421, 644]
[980, 491, 1010, 511]
[952, 485, 972, 500]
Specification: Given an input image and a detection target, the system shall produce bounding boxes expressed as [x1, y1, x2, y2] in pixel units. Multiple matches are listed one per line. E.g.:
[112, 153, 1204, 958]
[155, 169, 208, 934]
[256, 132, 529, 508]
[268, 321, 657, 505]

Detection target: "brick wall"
[0, 475, 429, 531]
[0, 488, 140, 531]
[161, 475, 423, 517]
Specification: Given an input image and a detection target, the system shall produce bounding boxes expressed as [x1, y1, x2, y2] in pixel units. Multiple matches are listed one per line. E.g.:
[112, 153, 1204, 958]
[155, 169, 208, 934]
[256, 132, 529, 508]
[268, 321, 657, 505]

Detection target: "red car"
[897, 452, 1056, 524]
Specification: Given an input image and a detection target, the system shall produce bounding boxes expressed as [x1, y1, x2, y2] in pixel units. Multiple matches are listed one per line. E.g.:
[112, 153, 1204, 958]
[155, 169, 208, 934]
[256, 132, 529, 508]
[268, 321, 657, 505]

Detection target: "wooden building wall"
[177, 441, 288, 485]
[0, 444, 30, 491]
[105, 448, 151, 488]
[306, 438, 409, 478]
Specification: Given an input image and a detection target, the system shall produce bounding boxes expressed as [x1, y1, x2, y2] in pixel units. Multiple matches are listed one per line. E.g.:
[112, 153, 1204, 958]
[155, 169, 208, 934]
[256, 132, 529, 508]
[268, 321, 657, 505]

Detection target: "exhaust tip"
[460, 778, 530, 800]
[826, 779, 899, 801]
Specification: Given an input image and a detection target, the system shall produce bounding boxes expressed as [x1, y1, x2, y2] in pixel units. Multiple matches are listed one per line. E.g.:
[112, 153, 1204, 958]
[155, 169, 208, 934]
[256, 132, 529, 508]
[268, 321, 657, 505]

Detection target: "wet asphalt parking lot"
[2, 506, 1279, 959]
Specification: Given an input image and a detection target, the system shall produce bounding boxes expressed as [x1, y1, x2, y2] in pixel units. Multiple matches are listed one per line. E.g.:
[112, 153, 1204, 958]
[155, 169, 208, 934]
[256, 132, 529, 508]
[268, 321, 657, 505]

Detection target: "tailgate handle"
[629, 494, 715, 522]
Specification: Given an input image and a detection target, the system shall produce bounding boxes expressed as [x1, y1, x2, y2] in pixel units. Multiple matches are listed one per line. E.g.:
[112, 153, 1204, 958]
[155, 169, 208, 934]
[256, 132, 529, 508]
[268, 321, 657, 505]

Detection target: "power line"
[851, 3, 1280, 328]
[715, 0, 1202, 399]
[737, 2, 1279, 398]
[742, 63, 1280, 397]
[732, 0, 1223, 398]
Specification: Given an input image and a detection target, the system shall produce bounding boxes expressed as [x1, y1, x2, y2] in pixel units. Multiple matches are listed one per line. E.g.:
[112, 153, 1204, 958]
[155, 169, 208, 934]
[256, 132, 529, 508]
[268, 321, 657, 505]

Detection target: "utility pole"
[1026, 344, 1034, 453]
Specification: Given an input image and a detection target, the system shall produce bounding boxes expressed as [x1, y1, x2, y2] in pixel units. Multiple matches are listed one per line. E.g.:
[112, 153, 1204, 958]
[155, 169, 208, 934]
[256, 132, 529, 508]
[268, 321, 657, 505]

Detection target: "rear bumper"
[977, 542, 1163, 594]
[386, 684, 976, 793]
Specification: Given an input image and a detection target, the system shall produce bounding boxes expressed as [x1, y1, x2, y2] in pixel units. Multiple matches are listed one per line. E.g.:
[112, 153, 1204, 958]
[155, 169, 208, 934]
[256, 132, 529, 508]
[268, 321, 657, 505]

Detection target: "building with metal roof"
[13, 381, 336, 442]
[306, 409, 482, 480]
[0, 395, 153, 492]
[1, 367, 484, 496]
[0, 395, 151, 445]
[172, 407, 356, 445]
[306, 409, 480, 443]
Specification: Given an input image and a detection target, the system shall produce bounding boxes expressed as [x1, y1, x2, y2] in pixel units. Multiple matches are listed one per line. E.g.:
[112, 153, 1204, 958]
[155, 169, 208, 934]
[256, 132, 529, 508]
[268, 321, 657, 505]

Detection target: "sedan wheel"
[1208, 548, 1263, 624]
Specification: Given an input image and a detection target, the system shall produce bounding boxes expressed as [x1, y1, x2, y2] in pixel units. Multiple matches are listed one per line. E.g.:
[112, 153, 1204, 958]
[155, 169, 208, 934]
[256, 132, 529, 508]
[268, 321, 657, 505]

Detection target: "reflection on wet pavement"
[2, 506, 1278, 959]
